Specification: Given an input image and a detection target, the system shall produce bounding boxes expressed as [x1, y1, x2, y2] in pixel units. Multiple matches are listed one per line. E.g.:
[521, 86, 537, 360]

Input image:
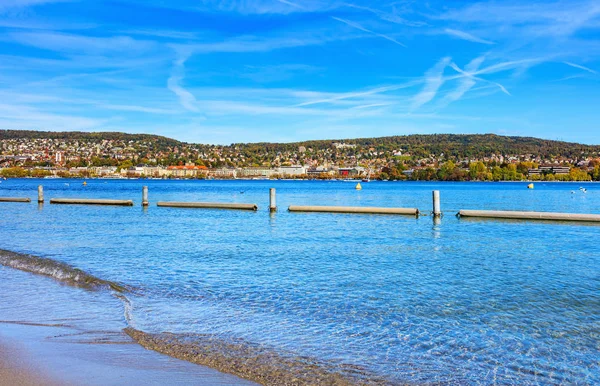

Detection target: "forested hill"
[0, 130, 180, 148]
[1, 130, 599, 160]
[234, 134, 600, 159]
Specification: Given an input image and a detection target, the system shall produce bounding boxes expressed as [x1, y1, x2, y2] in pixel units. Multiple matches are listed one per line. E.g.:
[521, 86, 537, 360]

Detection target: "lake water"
[1, 179, 599, 384]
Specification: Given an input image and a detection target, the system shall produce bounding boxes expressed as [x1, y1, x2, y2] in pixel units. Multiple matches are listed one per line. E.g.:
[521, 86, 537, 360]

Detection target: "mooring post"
[433, 190, 441, 217]
[38, 185, 44, 203]
[142, 186, 149, 207]
[269, 188, 277, 212]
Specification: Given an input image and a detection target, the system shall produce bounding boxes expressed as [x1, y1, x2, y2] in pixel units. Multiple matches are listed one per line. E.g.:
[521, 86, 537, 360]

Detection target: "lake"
[1, 179, 599, 384]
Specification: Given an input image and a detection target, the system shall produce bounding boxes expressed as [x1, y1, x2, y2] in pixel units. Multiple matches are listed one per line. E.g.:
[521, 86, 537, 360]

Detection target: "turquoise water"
[1, 179, 599, 384]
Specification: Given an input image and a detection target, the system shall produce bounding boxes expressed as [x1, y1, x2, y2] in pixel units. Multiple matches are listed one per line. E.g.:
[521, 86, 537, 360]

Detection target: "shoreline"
[0, 322, 257, 386]
[0, 249, 383, 385]
[0, 251, 259, 386]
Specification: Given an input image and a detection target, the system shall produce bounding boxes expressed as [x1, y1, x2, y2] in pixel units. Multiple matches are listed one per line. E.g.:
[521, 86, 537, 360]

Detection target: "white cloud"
[0, 103, 104, 131]
[411, 57, 451, 110]
[8, 31, 157, 55]
[0, 0, 69, 13]
[294, 82, 420, 107]
[167, 54, 199, 112]
[443, 28, 495, 45]
[563, 61, 598, 74]
[331, 17, 406, 47]
[438, 1, 600, 38]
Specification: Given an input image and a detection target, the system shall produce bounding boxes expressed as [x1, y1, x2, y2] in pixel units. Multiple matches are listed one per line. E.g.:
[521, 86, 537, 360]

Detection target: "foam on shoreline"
[0, 249, 128, 292]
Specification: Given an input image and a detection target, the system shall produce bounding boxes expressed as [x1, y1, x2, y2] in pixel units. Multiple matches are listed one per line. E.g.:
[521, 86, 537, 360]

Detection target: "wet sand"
[0, 322, 257, 386]
[0, 339, 62, 386]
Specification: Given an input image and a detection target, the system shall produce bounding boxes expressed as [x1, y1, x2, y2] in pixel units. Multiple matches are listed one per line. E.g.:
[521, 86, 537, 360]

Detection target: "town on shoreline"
[2, 131, 599, 182]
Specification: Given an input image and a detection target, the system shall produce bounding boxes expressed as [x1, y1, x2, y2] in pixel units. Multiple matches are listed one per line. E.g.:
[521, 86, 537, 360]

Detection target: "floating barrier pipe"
[157, 201, 258, 211]
[50, 198, 134, 206]
[288, 205, 419, 216]
[458, 210, 600, 223]
[0, 197, 31, 203]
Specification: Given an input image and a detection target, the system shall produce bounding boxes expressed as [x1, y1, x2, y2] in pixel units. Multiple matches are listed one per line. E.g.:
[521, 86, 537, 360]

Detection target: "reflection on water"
[1, 179, 599, 384]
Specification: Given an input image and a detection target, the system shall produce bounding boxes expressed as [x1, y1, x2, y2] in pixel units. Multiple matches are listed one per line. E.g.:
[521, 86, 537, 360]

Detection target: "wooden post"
[142, 186, 149, 207]
[38, 185, 44, 203]
[432, 190, 441, 217]
[269, 188, 277, 212]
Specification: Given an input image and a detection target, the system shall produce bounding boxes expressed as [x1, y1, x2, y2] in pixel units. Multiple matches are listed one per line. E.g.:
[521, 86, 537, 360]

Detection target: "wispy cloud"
[0, 103, 104, 131]
[449, 57, 511, 97]
[294, 82, 420, 107]
[443, 28, 495, 45]
[474, 58, 547, 76]
[133, 0, 329, 15]
[99, 104, 177, 114]
[167, 53, 199, 112]
[343, 3, 428, 27]
[174, 35, 328, 54]
[441, 56, 485, 106]
[564, 61, 598, 74]
[437, 1, 600, 38]
[0, 0, 69, 13]
[240, 64, 321, 82]
[411, 57, 451, 110]
[331, 17, 406, 47]
[8, 31, 157, 55]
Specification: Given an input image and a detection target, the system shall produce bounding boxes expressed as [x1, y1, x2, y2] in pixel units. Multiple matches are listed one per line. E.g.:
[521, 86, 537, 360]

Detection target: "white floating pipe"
[288, 205, 419, 216]
[50, 198, 134, 206]
[458, 210, 600, 223]
[157, 201, 258, 211]
[0, 197, 30, 203]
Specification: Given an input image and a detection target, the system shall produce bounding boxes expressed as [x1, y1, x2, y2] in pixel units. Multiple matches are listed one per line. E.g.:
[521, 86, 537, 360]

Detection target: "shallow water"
[1, 179, 599, 384]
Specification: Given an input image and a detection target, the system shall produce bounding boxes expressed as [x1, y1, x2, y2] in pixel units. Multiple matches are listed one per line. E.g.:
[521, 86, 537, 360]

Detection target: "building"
[167, 165, 208, 178]
[275, 166, 306, 176]
[237, 167, 274, 178]
[209, 167, 237, 178]
[537, 165, 570, 175]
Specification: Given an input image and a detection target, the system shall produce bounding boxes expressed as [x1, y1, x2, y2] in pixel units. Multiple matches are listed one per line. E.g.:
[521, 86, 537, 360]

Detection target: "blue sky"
[0, 0, 599, 144]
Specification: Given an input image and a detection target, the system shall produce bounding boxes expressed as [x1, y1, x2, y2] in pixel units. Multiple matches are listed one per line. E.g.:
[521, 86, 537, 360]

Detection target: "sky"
[0, 0, 599, 145]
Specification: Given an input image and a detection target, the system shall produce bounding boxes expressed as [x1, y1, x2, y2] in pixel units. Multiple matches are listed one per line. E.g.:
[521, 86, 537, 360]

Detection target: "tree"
[1, 167, 29, 178]
[117, 160, 133, 172]
[593, 165, 600, 181]
[469, 161, 487, 180]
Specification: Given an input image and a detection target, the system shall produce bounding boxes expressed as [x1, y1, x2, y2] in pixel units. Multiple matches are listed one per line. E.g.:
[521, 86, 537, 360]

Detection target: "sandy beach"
[0, 322, 256, 386]
[0, 339, 62, 386]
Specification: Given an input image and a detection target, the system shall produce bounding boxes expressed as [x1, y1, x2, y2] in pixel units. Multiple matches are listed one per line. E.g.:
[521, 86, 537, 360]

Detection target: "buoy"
[355, 183, 362, 190]
[83, 181, 87, 186]
[527, 183, 534, 189]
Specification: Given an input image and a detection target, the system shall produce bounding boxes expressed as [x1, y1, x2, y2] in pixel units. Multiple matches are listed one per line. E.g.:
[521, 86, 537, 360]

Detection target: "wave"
[0, 249, 128, 292]
[125, 328, 390, 386]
